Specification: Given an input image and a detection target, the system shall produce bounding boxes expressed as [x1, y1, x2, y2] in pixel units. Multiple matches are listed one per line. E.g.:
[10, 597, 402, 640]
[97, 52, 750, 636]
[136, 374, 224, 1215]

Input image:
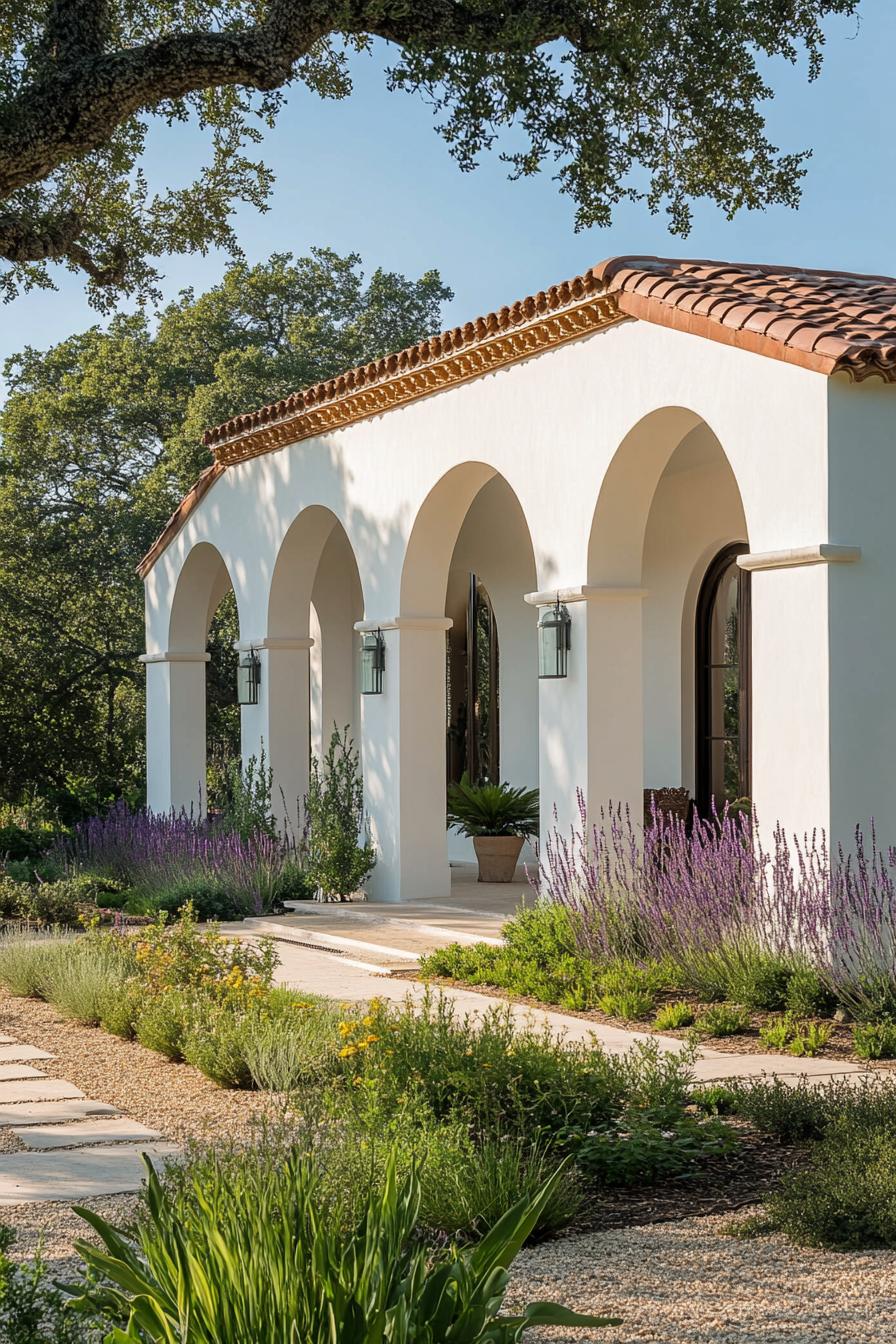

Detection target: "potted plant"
[446, 775, 539, 882]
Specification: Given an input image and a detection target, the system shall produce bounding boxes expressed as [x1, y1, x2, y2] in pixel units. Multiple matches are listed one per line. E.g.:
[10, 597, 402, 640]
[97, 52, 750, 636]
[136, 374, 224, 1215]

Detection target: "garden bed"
[412, 973, 896, 1069]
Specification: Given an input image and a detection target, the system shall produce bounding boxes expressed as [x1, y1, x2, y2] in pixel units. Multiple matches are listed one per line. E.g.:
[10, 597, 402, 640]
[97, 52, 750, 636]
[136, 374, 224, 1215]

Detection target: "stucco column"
[356, 616, 453, 903]
[237, 637, 313, 838]
[528, 586, 646, 845]
[141, 651, 210, 815]
[741, 545, 861, 849]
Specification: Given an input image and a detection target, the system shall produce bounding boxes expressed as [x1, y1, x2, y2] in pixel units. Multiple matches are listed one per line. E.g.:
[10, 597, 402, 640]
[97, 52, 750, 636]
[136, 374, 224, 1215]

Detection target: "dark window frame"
[695, 542, 751, 817]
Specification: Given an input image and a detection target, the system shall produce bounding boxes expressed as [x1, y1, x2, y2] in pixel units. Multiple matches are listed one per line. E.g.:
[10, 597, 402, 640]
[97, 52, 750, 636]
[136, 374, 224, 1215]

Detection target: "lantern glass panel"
[538, 604, 570, 679]
[360, 631, 385, 694]
[237, 650, 260, 705]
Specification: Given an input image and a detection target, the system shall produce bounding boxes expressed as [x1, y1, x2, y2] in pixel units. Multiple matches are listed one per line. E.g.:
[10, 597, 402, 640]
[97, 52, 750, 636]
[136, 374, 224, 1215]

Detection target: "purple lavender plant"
[539, 793, 896, 1016]
[55, 802, 298, 917]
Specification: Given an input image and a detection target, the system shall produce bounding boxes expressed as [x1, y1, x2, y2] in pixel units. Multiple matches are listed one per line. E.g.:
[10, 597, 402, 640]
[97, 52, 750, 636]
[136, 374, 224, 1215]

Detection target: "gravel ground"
[0, 988, 282, 1259]
[0, 988, 276, 1145]
[507, 1211, 896, 1344]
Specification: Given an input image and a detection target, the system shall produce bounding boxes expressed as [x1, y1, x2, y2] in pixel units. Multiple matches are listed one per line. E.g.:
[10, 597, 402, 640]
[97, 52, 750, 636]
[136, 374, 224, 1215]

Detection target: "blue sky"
[3, 1, 894, 378]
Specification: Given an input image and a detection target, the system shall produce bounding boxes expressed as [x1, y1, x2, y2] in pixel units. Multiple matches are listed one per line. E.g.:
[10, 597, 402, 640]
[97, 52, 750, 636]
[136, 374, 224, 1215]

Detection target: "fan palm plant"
[447, 776, 539, 883]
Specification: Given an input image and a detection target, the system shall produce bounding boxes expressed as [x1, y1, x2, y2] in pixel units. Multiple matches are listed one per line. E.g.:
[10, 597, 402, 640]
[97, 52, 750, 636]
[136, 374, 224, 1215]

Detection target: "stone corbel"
[737, 544, 861, 572]
[353, 616, 454, 633]
[524, 584, 648, 606]
[139, 651, 211, 664]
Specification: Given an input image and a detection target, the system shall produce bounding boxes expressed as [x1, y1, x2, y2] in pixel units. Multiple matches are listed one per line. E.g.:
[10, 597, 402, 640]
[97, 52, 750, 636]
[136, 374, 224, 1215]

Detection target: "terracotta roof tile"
[140, 255, 896, 577]
[593, 256, 896, 381]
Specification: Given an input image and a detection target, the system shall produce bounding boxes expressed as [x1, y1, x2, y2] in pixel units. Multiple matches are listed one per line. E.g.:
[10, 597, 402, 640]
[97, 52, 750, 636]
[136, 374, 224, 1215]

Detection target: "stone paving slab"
[0, 1100, 119, 1127]
[0, 1065, 48, 1082]
[0, 1079, 84, 1104]
[0, 1044, 53, 1064]
[13, 1117, 163, 1149]
[0, 1145, 180, 1204]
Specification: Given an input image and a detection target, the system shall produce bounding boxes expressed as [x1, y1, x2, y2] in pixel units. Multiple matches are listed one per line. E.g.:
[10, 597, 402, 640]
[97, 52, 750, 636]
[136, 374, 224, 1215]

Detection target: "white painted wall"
[142, 313, 893, 897]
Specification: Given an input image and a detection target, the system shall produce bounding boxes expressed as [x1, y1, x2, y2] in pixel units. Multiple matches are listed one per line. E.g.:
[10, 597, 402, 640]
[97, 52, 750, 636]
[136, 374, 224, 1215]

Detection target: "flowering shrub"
[125, 903, 277, 995]
[541, 795, 896, 1018]
[58, 800, 309, 918]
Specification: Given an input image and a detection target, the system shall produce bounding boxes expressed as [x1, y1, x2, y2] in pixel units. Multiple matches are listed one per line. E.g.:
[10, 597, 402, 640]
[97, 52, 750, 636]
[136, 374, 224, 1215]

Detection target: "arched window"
[695, 543, 751, 815]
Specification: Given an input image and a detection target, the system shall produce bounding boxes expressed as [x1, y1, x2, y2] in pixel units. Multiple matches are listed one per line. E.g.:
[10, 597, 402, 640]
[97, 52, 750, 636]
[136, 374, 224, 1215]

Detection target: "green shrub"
[695, 1004, 750, 1038]
[0, 873, 122, 927]
[759, 1013, 795, 1049]
[417, 1133, 582, 1241]
[503, 900, 578, 962]
[271, 857, 315, 903]
[150, 877, 254, 922]
[71, 1153, 615, 1343]
[419, 941, 503, 984]
[420, 908, 607, 1011]
[134, 988, 193, 1060]
[853, 1020, 896, 1060]
[345, 992, 641, 1139]
[721, 948, 791, 1011]
[568, 1110, 737, 1185]
[0, 824, 55, 864]
[98, 981, 144, 1039]
[653, 1001, 695, 1030]
[766, 1116, 896, 1248]
[3, 859, 34, 884]
[0, 1224, 89, 1344]
[0, 930, 71, 997]
[690, 1084, 740, 1115]
[785, 964, 837, 1016]
[240, 992, 342, 1092]
[182, 998, 254, 1088]
[42, 945, 130, 1024]
[788, 1021, 831, 1057]
[727, 1075, 896, 1144]
[598, 988, 654, 1021]
[305, 726, 376, 900]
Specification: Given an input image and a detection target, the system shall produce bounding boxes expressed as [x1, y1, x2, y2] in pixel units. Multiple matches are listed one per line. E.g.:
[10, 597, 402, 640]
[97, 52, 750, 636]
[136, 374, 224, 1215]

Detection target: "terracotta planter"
[472, 834, 525, 883]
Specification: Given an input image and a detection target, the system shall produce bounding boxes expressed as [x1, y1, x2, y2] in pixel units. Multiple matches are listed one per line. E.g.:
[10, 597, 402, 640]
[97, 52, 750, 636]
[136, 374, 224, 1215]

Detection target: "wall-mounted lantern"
[538, 600, 571, 679]
[237, 647, 261, 705]
[360, 629, 385, 695]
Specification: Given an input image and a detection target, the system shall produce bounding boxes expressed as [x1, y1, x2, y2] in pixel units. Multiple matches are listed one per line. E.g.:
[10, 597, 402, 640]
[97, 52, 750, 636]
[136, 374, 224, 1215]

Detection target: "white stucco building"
[139, 257, 896, 901]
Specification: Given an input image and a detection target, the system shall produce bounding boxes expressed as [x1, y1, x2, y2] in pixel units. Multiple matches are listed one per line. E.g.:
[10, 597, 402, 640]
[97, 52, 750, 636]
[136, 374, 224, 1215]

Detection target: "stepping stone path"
[0, 1035, 178, 1203]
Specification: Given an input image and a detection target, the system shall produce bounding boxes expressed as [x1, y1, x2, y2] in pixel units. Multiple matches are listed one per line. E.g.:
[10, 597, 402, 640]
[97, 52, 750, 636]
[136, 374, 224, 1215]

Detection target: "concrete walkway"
[0, 1038, 176, 1205]
[264, 937, 874, 1086]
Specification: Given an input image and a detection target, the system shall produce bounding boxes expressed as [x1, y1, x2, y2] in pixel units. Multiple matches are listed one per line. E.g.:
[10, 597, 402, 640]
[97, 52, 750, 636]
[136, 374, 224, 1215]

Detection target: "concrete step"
[244, 904, 506, 969]
[0, 1100, 120, 1127]
[13, 1117, 163, 1150]
[0, 1145, 180, 1204]
[0, 1045, 54, 1064]
[0, 1079, 84, 1104]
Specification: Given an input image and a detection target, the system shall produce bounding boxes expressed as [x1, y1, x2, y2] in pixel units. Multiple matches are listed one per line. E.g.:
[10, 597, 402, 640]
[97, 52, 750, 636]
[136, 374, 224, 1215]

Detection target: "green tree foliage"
[0, 1, 860, 306]
[0, 249, 451, 816]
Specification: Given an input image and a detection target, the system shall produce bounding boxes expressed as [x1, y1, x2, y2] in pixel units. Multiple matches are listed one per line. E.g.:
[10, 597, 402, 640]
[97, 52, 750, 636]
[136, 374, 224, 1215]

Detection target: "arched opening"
[400, 466, 538, 873]
[265, 508, 364, 826]
[163, 541, 242, 811]
[585, 409, 750, 825]
[694, 543, 751, 815]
